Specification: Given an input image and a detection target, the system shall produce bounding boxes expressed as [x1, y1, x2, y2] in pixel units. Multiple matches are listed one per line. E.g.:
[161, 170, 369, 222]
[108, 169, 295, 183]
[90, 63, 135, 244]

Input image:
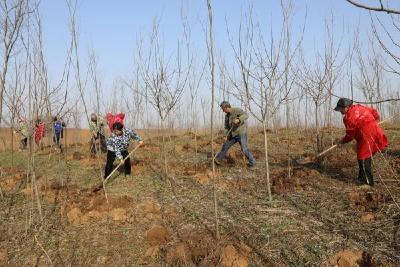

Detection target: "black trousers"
[53, 133, 63, 151]
[104, 150, 131, 179]
[20, 138, 28, 149]
[358, 157, 374, 186]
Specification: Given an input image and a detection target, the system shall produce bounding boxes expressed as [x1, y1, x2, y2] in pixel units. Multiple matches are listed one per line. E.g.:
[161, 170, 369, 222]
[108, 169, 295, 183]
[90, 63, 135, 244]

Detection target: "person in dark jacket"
[53, 116, 66, 152]
[104, 122, 143, 179]
[215, 101, 256, 167]
[335, 98, 388, 186]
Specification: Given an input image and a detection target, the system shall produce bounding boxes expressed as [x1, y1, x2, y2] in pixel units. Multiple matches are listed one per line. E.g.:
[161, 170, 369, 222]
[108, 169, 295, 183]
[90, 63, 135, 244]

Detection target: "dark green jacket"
[224, 107, 249, 137]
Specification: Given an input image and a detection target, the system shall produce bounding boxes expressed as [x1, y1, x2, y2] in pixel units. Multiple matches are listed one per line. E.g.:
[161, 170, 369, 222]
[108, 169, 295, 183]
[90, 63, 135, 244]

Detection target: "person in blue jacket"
[53, 116, 66, 152]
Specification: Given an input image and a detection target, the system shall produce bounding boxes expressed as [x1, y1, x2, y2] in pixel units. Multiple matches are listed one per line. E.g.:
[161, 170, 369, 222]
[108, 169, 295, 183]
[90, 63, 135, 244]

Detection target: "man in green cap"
[215, 101, 256, 167]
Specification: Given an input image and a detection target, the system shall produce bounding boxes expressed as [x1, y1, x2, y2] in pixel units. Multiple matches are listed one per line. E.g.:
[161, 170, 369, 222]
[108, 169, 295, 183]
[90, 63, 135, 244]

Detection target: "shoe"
[125, 174, 133, 179]
[214, 158, 222, 166]
[247, 163, 256, 168]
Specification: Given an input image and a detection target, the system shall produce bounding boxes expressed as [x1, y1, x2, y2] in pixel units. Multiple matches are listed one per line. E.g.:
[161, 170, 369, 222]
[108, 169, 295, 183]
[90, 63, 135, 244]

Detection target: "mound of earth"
[328, 249, 369, 267]
[136, 199, 161, 223]
[271, 168, 315, 194]
[0, 172, 24, 193]
[349, 190, 391, 212]
[220, 244, 249, 267]
[146, 225, 171, 246]
[62, 194, 133, 225]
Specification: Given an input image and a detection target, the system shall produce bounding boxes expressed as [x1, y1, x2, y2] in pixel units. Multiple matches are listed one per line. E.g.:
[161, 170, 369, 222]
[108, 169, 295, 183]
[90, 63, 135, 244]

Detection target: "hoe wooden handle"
[316, 144, 338, 158]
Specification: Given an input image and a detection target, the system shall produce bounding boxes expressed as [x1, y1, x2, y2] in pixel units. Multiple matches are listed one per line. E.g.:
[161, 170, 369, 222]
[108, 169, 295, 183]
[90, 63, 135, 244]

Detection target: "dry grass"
[0, 125, 399, 266]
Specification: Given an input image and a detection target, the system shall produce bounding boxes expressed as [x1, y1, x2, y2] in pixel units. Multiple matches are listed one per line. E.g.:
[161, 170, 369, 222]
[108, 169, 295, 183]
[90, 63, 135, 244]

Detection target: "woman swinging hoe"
[334, 98, 388, 186]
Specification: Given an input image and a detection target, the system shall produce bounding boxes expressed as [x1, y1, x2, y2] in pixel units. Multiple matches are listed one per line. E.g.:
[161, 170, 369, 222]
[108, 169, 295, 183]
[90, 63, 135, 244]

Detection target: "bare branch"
[345, 0, 400, 14]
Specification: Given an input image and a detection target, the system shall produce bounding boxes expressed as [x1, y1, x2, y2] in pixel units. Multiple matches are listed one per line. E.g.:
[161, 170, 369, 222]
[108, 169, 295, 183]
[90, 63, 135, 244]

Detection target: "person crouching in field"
[334, 98, 388, 186]
[214, 101, 256, 167]
[104, 122, 143, 179]
[89, 113, 107, 156]
[53, 116, 66, 152]
[34, 119, 46, 150]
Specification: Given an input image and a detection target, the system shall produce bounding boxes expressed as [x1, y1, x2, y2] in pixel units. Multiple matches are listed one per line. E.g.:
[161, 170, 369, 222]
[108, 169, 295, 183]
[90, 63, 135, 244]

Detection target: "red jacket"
[34, 123, 46, 145]
[342, 104, 388, 160]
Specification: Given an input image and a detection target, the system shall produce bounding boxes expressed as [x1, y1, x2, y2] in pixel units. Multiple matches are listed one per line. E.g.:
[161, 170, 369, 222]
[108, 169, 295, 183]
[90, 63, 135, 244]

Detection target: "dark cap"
[334, 98, 353, 111]
[220, 101, 231, 109]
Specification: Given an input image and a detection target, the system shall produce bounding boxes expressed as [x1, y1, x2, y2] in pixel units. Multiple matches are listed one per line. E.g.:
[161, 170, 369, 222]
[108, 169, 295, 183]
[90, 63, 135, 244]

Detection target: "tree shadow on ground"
[299, 160, 359, 185]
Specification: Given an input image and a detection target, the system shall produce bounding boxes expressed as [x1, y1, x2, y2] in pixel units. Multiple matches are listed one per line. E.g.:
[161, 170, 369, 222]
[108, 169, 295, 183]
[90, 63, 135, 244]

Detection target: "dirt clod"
[360, 213, 375, 223]
[0, 249, 7, 263]
[145, 246, 160, 258]
[349, 190, 391, 211]
[146, 225, 171, 246]
[220, 245, 248, 267]
[67, 207, 83, 225]
[193, 171, 215, 185]
[166, 242, 190, 264]
[111, 208, 128, 221]
[328, 249, 371, 267]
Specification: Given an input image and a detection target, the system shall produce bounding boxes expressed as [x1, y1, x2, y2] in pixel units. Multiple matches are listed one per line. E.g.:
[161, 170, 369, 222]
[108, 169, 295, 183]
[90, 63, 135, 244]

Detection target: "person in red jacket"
[34, 119, 46, 149]
[334, 98, 388, 186]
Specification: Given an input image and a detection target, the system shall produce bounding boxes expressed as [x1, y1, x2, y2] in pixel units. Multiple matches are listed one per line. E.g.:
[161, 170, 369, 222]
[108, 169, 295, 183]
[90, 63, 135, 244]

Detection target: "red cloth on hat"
[106, 113, 125, 131]
[341, 104, 388, 160]
[34, 122, 45, 145]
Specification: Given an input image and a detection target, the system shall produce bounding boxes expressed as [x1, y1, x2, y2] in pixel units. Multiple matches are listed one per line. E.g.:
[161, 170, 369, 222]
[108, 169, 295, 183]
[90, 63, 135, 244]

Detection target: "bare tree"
[0, 0, 30, 127]
[345, 0, 400, 14]
[138, 17, 190, 175]
[227, 1, 304, 200]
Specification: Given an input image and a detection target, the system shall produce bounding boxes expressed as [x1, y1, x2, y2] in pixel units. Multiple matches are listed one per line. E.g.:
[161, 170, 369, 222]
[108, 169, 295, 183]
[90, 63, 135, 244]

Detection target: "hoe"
[295, 117, 392, 165]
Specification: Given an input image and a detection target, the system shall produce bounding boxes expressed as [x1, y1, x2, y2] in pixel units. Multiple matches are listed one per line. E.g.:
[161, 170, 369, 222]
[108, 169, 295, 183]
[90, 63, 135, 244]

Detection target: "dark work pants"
[358, 157, 374, 186]
[20, 138, 28, 149]
[53, 133, 63, 151]
[104, 150, 131, 179]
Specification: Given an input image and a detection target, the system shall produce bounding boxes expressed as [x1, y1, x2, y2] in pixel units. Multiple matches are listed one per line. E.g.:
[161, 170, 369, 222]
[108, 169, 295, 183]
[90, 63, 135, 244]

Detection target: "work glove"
[336, 139, 345, 147]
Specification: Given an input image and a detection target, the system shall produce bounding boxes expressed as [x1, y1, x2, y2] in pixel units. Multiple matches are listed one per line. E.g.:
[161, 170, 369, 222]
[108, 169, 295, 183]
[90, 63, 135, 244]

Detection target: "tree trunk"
[207, 0, 219, 240]
[263, 119, 272, 201]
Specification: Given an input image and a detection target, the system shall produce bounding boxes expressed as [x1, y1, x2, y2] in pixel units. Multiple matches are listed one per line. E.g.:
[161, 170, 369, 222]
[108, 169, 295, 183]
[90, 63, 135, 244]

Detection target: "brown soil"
[136, 199, 162, 223]
[72, 151, 83, 160]
[140, 143, 161, 152]
[360, 213, 375, 223]
[0, 249, 7, 263]
[349, 189, 391, 212]
[328, 249, 368, 267]
[0, 172, 24, 193]
[192, 170, 220, 185]
[131, 159, 148, 175]
[271, 168, 315, 194]
[62, 194, 133, 225]
[178, 228, 214, 263]
[175, 144, 192, 153]
[166, 242, 191, 265]
[146, 225, 171, 245]
[220, 245, 249, 267]
[2, 128, 399, 266]
[144, 245, 160, 259]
